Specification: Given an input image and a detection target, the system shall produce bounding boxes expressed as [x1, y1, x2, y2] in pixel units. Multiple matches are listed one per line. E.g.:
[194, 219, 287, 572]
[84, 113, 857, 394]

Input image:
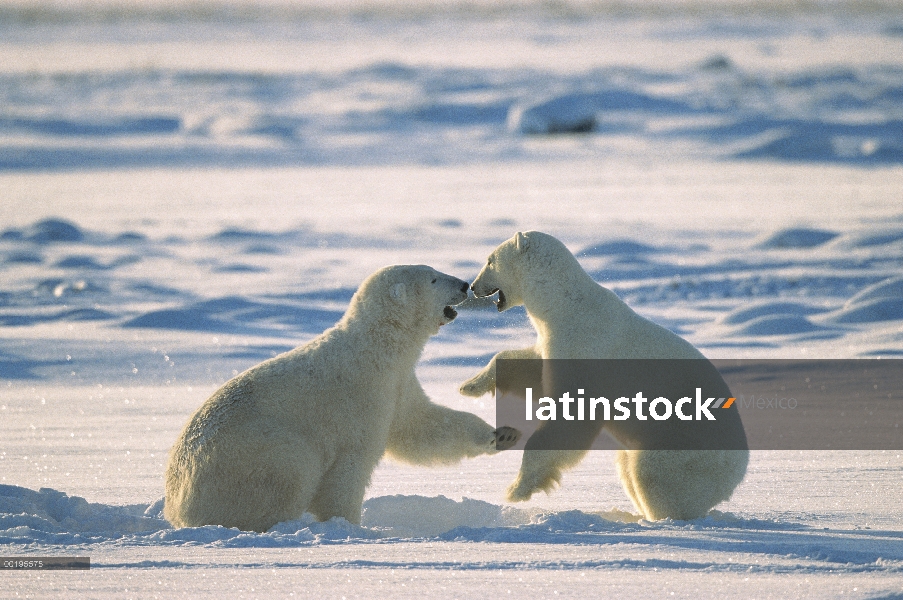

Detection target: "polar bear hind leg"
[616, 450, 748, 521]
[166, 436, 327, 532]
[308, 453, 379, 524]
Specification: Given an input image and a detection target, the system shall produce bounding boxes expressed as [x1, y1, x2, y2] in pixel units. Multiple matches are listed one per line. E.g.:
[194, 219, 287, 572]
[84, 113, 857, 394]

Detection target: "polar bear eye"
[431, 278, 437, 284]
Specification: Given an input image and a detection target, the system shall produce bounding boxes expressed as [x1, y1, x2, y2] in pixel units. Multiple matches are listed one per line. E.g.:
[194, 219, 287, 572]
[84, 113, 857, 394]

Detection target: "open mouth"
[443, 305, 458, 321]
[494, 289, 506, 312]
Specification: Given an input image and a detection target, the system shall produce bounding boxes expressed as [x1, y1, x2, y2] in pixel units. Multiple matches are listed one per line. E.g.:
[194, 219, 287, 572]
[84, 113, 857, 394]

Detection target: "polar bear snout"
[469, 277, 497, 299]
[437, 274, 469, 325]
[471, 282, 506, 312]
[452, 278, 470, 296]
[446, 276, 469, 301]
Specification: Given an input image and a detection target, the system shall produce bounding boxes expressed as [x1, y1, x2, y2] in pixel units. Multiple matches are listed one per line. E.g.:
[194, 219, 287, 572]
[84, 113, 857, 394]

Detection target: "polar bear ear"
[390, 282, 407, 302]
[515, 231, 529, 253]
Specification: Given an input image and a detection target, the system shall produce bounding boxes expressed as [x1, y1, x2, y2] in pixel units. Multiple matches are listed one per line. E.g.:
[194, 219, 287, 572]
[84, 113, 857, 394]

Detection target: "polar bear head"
[349, 265, 470, 334]
[470, 231, 575, 311]
[469, 231, 537, 311]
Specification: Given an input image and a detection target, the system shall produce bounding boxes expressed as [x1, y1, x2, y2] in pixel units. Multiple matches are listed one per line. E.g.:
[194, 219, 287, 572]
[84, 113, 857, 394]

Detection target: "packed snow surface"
[2, 0, 903, 597]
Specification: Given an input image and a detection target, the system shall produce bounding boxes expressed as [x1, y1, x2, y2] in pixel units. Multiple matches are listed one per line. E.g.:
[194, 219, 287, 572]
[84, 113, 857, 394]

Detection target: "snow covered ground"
[2, 1, 903, 597]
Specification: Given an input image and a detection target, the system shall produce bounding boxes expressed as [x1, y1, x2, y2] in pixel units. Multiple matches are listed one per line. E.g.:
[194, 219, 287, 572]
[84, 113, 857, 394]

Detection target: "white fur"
[165, 265, 512, 532]
[460, 232, 749, 521]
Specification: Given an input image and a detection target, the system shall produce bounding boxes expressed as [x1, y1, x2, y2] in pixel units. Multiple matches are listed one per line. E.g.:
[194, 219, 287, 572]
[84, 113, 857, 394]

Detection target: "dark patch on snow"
[699, 55, 734, 71]
[212, 263, 268, 274]
[0, 307, 116, 327]
[112, 232, 148, 244]
[579, 240, 661, 257]
[54, 255, 108, 270]
[850, 230, 903, 248]
[758, 228, 839, 249]
[0, 351, 69, 379]
[209, 228, 285, 243]
[4, 251, 43, 265]
[223, 344, 295, 360]
[0, 115, 180, 137]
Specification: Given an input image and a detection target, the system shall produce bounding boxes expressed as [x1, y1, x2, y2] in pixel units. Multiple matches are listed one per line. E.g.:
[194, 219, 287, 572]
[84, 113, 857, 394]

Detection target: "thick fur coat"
[461, 232, 748, 520]
[165, 265, 518, 532]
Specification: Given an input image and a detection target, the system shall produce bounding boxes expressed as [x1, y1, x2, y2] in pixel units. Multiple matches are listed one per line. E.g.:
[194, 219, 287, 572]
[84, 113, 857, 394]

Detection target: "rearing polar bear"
[460, 232, 748, 521]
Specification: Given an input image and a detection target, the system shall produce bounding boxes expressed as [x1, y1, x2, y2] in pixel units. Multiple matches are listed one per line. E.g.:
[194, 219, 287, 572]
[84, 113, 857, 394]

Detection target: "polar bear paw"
[505, 468, 561, 502]
[492, 426, 521, 451]
[459, 372, 494, 397]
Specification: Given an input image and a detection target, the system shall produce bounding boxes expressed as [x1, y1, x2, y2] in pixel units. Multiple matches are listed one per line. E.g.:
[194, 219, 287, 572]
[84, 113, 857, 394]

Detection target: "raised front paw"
[460, 373, 494, 397]
[492, 426, 521, 451]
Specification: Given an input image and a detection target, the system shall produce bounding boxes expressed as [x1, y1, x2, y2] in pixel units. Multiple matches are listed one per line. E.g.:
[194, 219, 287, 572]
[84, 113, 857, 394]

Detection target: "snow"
[2, 0, 903, 597]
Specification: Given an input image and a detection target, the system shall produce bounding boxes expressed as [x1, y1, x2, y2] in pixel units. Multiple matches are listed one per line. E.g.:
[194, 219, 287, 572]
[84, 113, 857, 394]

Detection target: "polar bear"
[460, 232, 748, 521]
[165, 265, 520, 532]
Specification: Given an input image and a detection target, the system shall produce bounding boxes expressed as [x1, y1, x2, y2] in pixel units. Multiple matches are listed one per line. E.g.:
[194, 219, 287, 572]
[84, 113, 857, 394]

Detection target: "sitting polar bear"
[165, 265, 520, 532]
[460, 232, 748, 521]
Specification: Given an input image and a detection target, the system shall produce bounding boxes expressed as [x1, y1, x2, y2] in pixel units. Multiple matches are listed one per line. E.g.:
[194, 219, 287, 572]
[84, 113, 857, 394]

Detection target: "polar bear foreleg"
[386, 380, 520, 465]
[459, 346, 540, 397]
[507, 449, 588, 501]
[386, 402, 517, 464]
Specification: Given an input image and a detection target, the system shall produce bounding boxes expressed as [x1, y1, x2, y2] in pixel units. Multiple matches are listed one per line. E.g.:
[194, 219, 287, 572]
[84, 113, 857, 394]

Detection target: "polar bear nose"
[460, 281, 469, 293]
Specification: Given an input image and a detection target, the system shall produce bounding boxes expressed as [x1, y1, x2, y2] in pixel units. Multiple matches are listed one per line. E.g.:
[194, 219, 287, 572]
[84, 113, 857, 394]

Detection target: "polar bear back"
[175, 326, 406, 456]
[515, 239, 706, 361]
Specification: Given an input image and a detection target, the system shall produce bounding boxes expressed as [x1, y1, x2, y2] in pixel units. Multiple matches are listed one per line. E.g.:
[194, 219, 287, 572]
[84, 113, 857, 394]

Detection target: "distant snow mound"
[732, 314, 824, 336]
[716, 299, 840, 336]
[828, 298, 903, 323]
[847, 229, 903, 248]
[508, 93, 598, 134]
[844, 276, 903, 307]
[720, 301, 824, 325]
[3, 251, 43, 265]
[508, 89, 693, 135]
[27, 219, 86, 243]
[823, 277, 903, 324]
[699, 55, 734, 71]
[122, 296, 344, 335]
[54, 255, 107, 270]
[758, 227, 838, 249]
[1, 218, 85, 243]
